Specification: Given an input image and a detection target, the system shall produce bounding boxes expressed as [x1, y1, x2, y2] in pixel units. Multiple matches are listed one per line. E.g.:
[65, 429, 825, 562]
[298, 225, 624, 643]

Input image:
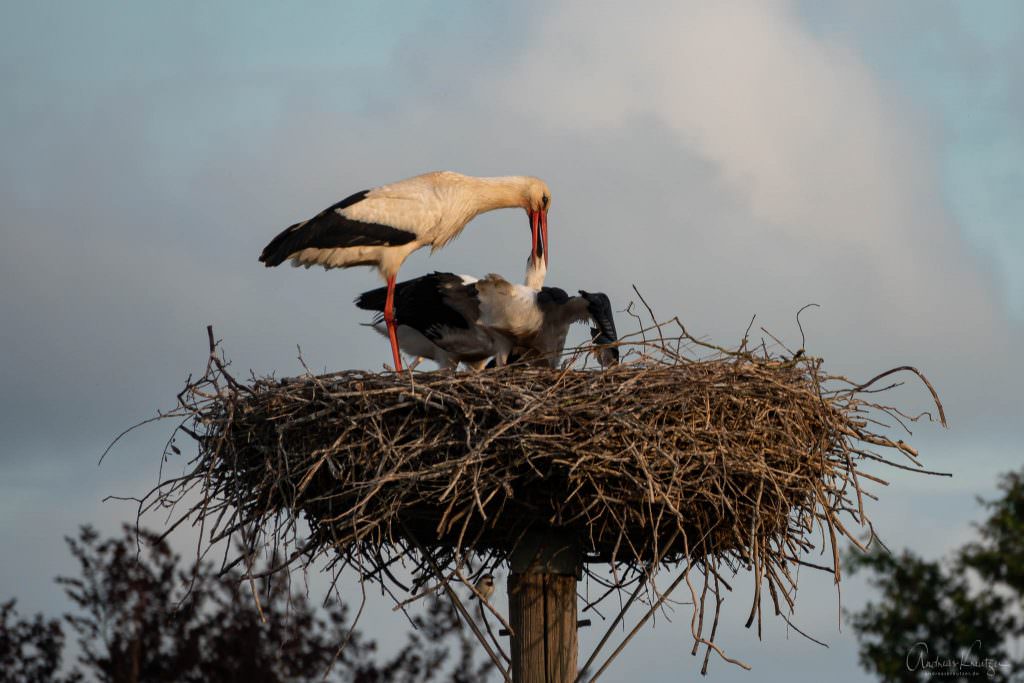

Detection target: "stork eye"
[541, 195, 549, 208]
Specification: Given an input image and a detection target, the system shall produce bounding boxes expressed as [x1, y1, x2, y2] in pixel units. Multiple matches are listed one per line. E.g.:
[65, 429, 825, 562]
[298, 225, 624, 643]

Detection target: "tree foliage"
[847, 468, 1024, 682]
[0, 600, 80, 683]
[1, 525, 492, 683]
[960, 470, 1024, 600]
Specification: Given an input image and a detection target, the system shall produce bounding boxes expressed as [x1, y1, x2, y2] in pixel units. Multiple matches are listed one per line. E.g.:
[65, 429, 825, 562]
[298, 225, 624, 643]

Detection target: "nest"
[140, 318, 945, 673]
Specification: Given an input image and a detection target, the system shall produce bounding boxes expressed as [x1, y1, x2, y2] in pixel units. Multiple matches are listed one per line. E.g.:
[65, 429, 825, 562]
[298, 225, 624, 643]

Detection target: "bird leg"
[384, 275, 404, 372]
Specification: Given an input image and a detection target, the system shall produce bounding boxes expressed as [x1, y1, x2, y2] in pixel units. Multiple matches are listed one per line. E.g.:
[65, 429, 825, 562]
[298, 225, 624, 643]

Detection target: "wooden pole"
[508, 528, 581, 683]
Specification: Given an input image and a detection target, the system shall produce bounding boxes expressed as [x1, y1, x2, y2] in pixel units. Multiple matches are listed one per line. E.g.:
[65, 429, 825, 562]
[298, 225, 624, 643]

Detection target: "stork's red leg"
[383, 275, 403, 372]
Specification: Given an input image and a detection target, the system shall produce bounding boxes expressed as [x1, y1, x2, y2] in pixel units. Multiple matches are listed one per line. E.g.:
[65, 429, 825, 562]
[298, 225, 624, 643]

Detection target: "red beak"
[529, 208, 549, 268]
[541, 208, 548, 267]
[530, 209, 541, 267]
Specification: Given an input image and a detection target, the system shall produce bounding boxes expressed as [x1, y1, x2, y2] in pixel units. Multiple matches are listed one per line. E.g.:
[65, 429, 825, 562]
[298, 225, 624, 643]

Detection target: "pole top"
[509, 527, 582, 576]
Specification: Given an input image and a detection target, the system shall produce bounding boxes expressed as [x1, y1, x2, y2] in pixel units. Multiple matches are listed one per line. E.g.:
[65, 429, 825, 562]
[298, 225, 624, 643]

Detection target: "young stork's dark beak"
[529, 208, 549, 268]
[579, 290, 619, 366]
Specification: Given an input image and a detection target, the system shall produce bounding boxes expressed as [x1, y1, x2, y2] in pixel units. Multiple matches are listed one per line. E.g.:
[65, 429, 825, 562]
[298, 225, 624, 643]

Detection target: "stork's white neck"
[463, 176, 534, 214]
[524, 256, 547, 290]
[423, 172, 541, 250]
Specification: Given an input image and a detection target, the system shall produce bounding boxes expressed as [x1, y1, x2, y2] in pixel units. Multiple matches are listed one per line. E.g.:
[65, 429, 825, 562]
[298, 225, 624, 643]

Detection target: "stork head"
[522, 178, 550, 269]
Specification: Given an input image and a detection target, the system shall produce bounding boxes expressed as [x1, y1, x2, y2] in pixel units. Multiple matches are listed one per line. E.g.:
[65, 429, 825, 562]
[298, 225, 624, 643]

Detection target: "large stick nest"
[140, 316, 945, 670]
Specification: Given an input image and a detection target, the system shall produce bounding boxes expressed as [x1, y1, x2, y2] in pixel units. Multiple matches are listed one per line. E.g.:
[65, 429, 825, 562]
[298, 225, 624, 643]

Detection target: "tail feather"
[259, 220, 306, 266]
[354, 272, 473, 335]
[354, 285, 389, 312]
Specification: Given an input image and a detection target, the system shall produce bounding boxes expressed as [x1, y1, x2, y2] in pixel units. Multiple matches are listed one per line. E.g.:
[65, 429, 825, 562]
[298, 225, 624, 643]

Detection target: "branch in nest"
[127, 317, 947, 674]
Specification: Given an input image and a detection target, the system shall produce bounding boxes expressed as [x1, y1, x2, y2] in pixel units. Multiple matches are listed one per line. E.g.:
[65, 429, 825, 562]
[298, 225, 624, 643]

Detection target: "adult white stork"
[354, 260, 619, 370]
[259, 171, 551, 371]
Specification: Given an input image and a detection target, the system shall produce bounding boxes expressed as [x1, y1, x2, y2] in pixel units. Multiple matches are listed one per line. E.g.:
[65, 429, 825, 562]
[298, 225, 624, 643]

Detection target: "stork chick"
[357, 258, 619, 370]
[356, 251, 548, 370]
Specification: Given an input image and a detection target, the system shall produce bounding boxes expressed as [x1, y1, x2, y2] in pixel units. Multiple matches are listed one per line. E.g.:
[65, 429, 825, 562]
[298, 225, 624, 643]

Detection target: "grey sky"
[1, 1, 1021, 680]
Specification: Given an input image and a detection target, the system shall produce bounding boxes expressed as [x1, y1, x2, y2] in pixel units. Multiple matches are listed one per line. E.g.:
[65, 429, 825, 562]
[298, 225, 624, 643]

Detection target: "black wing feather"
[536, 287, 570, 306]
[259, 190, 417, 266]
[355, 272, 474, 338]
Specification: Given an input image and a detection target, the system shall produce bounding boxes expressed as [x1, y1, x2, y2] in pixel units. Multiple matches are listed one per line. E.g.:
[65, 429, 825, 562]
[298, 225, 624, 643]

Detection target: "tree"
[0, 600, 81, 683]
[2, 525, 492, 682]
[959, 470, 1024, 600]
[847, 468, 1024, 682]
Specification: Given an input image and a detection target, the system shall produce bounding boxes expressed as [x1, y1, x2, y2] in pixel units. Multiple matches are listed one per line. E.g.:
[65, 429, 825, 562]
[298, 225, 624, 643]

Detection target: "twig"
[125, 315, 948, 679]
[400, 523, 511, 683]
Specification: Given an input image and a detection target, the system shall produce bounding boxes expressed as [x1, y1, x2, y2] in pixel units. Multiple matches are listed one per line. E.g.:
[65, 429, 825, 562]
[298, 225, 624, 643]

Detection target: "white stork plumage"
[354, 258, 619, 370]
[479, 284, 619, 368]
[356, 272, 508, 371]
[358, 253, 548, 370]
[259, 171, 551, 371]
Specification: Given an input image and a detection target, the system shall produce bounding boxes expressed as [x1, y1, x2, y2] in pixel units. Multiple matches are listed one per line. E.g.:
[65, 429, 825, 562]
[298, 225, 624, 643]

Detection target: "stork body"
[259, 171, 550, 370]
[355, 258, 618, 370]
[356, 255, 546, 370]
[478, 284, 619, 368]
[356, 272, 511, 370]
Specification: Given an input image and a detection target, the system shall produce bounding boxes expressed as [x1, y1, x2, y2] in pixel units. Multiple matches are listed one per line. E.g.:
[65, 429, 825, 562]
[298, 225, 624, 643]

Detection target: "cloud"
[477, 0, 1019, 417]
[502, 2, 895, 231]
[1, 3, 1022, 680]
[1, 0, 1016, 483]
